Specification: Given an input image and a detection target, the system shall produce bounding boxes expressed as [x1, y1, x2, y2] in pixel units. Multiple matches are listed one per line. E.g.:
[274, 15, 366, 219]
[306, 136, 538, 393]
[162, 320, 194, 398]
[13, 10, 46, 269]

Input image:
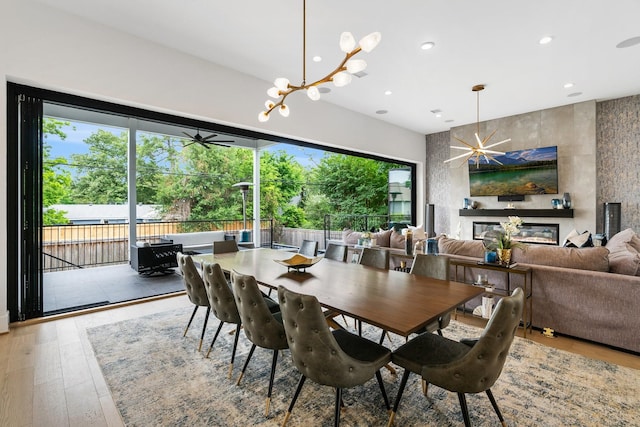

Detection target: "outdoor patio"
[43, 263, 184, 315]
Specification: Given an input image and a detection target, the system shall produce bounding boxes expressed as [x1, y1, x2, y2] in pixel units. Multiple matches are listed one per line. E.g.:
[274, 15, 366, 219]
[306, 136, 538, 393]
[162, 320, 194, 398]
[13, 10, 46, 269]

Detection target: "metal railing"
[42, 219, 273, 272]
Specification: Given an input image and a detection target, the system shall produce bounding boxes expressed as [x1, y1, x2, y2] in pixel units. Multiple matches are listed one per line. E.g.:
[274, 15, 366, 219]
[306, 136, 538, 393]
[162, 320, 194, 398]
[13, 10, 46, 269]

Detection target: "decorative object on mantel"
[444, 84, 511, 167]
[562, 192, 572, 209]
[551, 198, 562, 209]
[484, 216, 525, 266]
[258, 0, 381, 122]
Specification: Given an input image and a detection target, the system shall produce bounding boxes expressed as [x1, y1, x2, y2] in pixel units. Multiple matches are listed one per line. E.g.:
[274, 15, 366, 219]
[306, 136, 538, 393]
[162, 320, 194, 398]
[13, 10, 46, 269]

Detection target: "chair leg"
[486, 389, 507, 427]
[265, 349, 279, 417]
[375, 370, 390, 410]
[183, 305, 199, 337]
[236, 344, 257, 385]
[457, 393, 471, 427]
[387, 369, 411, 427]
[334, 388, 343, 427]
[205, 321, 225, 358]
[228, 323, 242, 378]
[436, 328, 443, 336]
[198, 307, 211, 352]
[282, 375, 306, 427]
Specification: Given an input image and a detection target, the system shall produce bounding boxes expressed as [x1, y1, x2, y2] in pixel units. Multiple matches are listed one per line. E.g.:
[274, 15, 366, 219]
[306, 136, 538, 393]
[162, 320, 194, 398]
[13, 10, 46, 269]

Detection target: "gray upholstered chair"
[324, 242, 348, 262]
[387, 287, 525, 427]
[410, 254, 451, 336]
[201, 262, 243, 378]
[278, 286, 391, 427]
[212, 239, 239, 254]
[232, 271, 288, 416]
[359, 247, 390, 270]
[176, 252, 210, 352]
[298, 239, 319, 257]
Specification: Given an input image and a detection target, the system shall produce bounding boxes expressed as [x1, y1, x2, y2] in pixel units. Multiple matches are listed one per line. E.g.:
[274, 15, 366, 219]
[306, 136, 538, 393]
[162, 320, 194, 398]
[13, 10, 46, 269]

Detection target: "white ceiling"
[34, 0, 640, 135]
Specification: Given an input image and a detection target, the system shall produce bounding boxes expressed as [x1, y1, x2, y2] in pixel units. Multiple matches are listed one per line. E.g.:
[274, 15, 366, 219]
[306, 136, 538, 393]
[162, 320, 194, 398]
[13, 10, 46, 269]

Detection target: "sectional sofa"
[339, 227, 640, 353]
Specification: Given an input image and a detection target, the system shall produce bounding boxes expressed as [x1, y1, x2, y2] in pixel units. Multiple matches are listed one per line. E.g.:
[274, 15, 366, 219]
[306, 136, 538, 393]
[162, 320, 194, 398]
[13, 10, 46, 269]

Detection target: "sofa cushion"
[512, 245, 610, 272]
[375, 229, 393, 247]
[606, 228, 640, 275]
[342, 229, 361, 245]
[438, 237, 485, 258]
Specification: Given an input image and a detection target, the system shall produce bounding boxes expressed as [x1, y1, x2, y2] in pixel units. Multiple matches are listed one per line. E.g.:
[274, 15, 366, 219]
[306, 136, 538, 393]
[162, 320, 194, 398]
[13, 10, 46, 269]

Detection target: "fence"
[42, 219, 273, 272]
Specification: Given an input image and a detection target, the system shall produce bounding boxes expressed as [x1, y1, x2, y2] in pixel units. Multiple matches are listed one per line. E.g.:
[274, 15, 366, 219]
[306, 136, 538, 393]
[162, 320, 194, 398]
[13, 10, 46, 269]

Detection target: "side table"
[449, 259, 533, 338]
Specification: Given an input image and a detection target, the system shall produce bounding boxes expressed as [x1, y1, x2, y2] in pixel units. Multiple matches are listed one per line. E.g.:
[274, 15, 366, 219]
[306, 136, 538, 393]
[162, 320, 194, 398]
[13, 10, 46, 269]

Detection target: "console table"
[449, 259, 533, 338]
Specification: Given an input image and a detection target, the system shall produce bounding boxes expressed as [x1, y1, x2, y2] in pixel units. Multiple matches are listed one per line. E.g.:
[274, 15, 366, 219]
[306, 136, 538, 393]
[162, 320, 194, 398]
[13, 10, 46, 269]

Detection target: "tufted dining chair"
[176, 252, 210, 352]
[277, 285, 391, 427]
[359, 247, 390, 270]
[324, 242, 348, 262]
[201, 261, 243, 378]
[231, 271, 289, 417]
[387, 287, 525, 427]
[212, 239, 239, 254]
[298, 239, 319, 257]
[410, 254, 452, 336]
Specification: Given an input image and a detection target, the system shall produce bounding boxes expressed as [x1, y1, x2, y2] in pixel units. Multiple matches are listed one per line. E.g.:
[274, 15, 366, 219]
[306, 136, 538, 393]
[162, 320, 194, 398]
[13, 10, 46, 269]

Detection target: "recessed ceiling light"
[420, 41, 435, 50]
[567, 92, 583, 98]
[384, 90, 392, 95]
[445, 119, 454, 123]
[616, 36, 640, 48]
[312, 55, 322, 62]
[563, 82, 574, 89]
[539, 36, 554, 45]
[375, 110, 388, 115]
[435, 114, 442, 118]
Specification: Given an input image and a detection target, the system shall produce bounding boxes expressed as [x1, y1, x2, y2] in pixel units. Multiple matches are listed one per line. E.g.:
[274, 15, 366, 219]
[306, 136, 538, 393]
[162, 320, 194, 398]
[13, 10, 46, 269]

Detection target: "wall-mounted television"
[468, 145, 558, 197]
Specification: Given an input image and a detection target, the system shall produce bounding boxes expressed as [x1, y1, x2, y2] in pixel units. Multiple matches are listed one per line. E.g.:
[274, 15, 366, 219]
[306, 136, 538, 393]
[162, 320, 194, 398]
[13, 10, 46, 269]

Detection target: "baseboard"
[0, 310, 9, 334]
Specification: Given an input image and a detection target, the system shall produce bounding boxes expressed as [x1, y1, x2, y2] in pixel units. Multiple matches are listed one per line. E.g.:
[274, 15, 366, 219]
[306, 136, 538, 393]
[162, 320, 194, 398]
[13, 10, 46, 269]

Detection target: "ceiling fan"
[181, 129, 234, 149]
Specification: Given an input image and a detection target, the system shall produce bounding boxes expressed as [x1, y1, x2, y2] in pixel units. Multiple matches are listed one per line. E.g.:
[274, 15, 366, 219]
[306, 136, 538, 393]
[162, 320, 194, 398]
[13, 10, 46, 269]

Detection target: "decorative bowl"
[274, 254, 322, 272]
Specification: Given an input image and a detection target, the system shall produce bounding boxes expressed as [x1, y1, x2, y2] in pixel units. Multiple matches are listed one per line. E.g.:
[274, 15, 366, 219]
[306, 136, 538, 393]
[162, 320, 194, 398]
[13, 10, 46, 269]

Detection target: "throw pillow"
[563, 229, 593, 248]
[606, 228, 640, 275]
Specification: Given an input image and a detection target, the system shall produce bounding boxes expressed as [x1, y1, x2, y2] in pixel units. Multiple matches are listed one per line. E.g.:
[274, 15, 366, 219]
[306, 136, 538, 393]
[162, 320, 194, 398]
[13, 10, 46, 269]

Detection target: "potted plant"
[485, 216, 525, 265]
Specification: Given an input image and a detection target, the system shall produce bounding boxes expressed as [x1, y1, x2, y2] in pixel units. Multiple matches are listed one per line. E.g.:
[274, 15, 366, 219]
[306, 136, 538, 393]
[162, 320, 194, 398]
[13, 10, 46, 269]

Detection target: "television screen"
[468, 145, 558, 197]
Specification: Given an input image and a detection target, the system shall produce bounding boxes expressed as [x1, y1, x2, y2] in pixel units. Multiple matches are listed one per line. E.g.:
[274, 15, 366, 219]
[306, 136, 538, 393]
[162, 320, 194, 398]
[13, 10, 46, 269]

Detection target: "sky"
[45, 119, 325, 169]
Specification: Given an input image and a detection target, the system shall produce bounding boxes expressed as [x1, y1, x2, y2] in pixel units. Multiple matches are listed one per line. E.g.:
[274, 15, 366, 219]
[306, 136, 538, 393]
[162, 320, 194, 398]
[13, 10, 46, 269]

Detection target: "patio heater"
[233, 182, 252, 242]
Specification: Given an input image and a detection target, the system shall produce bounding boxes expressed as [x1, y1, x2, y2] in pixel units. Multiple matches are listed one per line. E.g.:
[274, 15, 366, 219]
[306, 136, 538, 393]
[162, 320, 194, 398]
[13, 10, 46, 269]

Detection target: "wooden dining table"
[192, 248, 484, 337]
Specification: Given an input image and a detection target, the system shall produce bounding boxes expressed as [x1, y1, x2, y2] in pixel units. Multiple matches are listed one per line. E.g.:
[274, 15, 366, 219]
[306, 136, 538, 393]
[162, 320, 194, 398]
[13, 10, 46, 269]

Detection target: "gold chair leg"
[422, 379, 429, 396]
[228, 363, 234, 379]
[281, 411, 292, 427]
[387, 410, 396, 427]
[198, 338, 203, 352]
[265, 397, 271, 417]
[236, 370, 244, 385]
[384, 364, 396, 375]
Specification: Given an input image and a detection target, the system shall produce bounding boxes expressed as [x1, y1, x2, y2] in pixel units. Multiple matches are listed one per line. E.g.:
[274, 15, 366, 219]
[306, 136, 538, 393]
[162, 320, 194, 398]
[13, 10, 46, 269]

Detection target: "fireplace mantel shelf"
[459, 209, 574, 218]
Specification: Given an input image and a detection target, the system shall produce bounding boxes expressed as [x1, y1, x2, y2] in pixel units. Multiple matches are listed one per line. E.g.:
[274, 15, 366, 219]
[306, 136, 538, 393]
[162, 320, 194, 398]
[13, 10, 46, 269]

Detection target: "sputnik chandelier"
[444, 84, 511, 167]
[258, 0, 381, 122]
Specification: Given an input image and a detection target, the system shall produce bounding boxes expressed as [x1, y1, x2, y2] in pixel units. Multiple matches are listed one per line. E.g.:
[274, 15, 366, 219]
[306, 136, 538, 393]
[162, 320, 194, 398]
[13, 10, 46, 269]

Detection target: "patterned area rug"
[87, 307, 639, 426]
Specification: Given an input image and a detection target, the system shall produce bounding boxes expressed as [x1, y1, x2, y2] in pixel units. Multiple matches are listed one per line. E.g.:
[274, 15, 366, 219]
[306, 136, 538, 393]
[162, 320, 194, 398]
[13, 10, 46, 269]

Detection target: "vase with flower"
[485, 216, 526, 265]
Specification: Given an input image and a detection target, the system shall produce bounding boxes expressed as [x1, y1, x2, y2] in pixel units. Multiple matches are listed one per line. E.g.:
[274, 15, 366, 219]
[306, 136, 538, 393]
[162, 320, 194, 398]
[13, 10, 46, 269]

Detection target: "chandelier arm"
[483, 138, 511, 149]
[453, 136, 477, 149]
[480, 128, 498, 145]
[443, 151, 477, 163]
[450, 146, 474, 151]
[478, 149, 506, 155]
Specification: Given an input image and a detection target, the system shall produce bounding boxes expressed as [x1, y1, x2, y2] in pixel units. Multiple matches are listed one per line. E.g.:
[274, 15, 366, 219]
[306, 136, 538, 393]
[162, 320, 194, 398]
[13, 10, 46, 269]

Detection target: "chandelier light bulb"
[258, 111, 270, 122]
[279, 104, 290, 117]
[267, 87, 280, 98]
[274, 77, 290, 91]
[359, 32, 382, 53]
[306, 86, 321, 101]
[339, 32, 356, 53]
[265, 100, 275, 109]
[346, 59, 367, 74]
[333, 71, 352, 87]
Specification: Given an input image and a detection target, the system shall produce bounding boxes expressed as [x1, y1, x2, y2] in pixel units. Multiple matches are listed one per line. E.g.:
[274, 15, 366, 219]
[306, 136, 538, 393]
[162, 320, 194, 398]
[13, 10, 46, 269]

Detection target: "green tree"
[310, 154, 399, 216]
[70, 130, 175, 204]
[42, 118, 73, 225]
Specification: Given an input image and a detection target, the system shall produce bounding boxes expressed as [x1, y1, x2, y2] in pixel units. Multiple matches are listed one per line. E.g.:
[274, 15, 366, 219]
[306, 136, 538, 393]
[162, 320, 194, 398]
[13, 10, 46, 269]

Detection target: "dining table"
[191, 248, 484, 338]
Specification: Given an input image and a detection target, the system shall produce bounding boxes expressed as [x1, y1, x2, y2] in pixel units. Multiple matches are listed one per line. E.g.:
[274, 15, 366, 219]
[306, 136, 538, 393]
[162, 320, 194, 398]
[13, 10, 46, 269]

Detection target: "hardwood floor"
[1, 295, 637, 426]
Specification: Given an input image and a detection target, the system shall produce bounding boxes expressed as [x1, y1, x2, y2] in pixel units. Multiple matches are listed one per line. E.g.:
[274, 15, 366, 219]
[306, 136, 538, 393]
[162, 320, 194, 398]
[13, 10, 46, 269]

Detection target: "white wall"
[0, 0, 426, 332]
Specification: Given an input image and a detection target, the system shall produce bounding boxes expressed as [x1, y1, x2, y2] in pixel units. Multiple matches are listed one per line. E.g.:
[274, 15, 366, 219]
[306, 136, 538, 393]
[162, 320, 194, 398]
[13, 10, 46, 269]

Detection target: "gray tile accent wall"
[596, 94, 640, 233]
[425, 131, 452, 236]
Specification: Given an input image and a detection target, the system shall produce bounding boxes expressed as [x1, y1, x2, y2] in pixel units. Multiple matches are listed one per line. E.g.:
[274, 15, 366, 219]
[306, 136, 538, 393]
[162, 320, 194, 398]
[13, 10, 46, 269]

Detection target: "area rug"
[87, 307, 639, 426]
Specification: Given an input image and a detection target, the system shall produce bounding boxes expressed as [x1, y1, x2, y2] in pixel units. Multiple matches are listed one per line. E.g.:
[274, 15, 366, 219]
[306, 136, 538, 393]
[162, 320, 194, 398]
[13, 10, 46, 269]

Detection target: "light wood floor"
[1, 294, 638, 426]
